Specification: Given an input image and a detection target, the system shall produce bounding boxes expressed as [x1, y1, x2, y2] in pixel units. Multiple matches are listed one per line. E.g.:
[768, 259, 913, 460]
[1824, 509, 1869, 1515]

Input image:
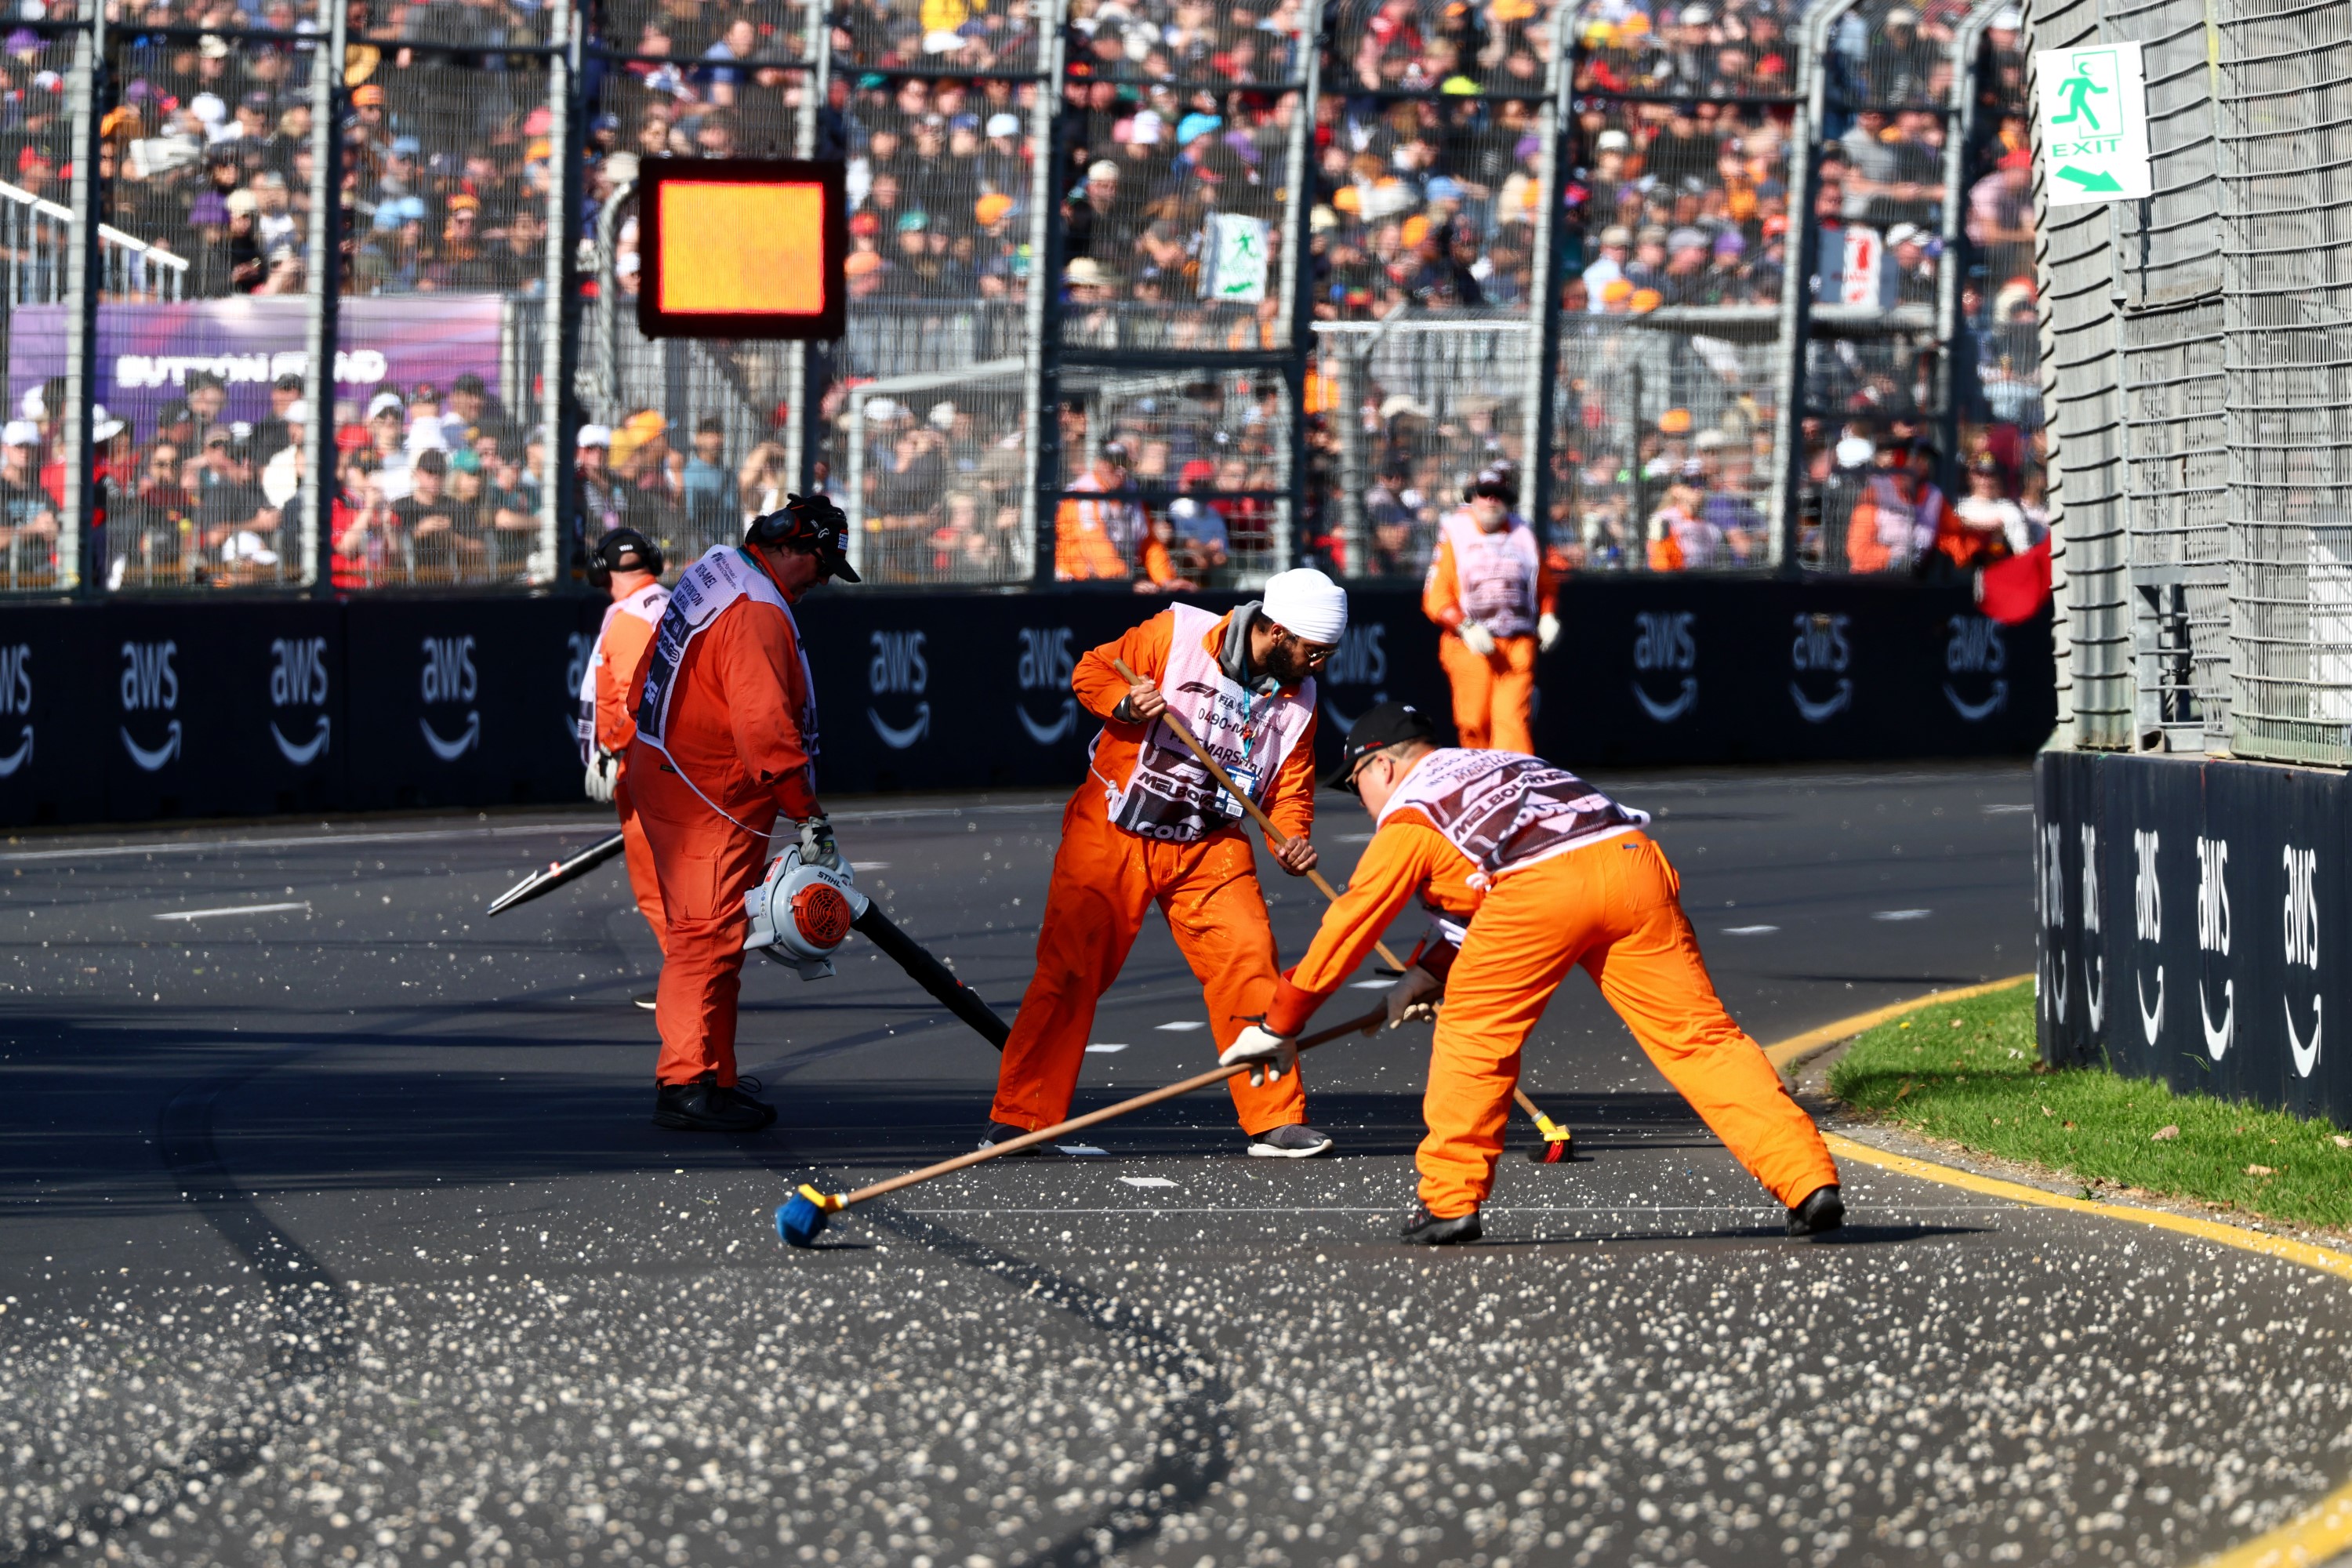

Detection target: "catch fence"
[2036, 0, 2352, 766]
[0, 0, 2042, 599]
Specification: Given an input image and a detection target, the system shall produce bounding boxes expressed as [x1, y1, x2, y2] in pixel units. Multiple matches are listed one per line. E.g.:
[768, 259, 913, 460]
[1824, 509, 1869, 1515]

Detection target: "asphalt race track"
[5, 761, 2349, 1568]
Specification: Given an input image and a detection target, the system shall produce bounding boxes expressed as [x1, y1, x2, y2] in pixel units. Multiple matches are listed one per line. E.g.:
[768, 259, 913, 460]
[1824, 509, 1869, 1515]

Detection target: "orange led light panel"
[655, 181, 829, 316]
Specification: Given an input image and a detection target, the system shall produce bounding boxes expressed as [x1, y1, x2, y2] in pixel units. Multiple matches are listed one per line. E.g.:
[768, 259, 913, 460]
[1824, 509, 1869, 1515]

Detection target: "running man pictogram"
[2053, 60, 2108, 129]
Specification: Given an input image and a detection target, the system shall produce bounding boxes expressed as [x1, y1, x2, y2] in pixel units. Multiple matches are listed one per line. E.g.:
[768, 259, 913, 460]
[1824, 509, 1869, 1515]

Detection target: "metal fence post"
[1276, 5, 1323, 575]
[1520, 18, 1573, 550]
[1022, 0, 1072, 586]
[538, 0, 581, 587]
[59, 0, 106, 598]
[781, 0, 826, 497]
[303, 0, 350, 597]
[1766, 0, 1860, 573]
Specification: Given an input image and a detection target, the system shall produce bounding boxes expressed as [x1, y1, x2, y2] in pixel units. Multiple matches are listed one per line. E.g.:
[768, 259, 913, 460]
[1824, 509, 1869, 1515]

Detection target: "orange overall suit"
[625, 546, 822, 1088]
[1269, 747, 1838, 1218]
[588, 582, 669, 950]
[1424, 510, 1556, 753]
[991, 604, 1318, 1137]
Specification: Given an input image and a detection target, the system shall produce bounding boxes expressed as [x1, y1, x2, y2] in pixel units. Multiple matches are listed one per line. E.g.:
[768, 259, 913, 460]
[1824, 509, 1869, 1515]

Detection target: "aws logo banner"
[2038, 750, 2351, 1126]
[866, 630, 931, 751]
[336, 599, 588, 809]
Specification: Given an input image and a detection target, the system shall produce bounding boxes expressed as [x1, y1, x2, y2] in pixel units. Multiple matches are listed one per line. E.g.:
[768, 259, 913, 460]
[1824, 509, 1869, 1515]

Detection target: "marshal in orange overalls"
[1423, 507, 1556, 753]
[590, 583, 670, 951]
[625, 548, 822, 1088]
[1269, 747, 1838, 1218]
[991, 606, 1318, 1137]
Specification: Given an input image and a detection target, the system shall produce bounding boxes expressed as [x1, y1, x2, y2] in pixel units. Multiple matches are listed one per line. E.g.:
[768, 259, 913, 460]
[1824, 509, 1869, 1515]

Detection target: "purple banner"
[6, 295, 506, 438]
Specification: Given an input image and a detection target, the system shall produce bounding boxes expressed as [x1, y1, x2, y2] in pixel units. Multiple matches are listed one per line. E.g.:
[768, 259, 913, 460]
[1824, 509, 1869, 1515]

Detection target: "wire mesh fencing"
[1564, 0, 1800, 573]
[5, 0, 2060, 600]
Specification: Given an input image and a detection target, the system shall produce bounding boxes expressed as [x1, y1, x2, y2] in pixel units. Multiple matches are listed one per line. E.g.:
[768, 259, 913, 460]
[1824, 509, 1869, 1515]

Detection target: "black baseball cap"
[1322, 700, 1436, 791]
[746, 492, 861, 583]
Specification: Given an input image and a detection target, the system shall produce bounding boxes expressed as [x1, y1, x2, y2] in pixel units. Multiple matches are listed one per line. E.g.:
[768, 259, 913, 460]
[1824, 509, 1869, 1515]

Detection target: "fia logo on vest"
[868, 630, 929, 750]
[0, 642, 31, 779]
[1788, 612, 1853, 723]
[270, 636, 331, 766]
[1632, 611, 1697, 723]
[419, 635, 480, 761]
[1015, 626, 1077, 745]
[120, 641, 182, 771]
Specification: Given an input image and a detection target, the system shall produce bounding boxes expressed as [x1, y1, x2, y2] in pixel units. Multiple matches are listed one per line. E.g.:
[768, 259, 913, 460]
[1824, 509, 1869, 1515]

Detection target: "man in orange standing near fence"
[1223, 701, 1843, 1243]
[1423, 466, 1561, 753]
[984, 568, 1352, 1158]
[578, 528, 670, 1009]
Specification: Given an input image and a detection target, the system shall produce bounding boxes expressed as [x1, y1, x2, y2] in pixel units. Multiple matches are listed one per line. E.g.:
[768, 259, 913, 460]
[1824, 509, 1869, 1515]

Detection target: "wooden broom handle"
[839, 1004, 1388, 1207]
[1109, 655, 1409, 971]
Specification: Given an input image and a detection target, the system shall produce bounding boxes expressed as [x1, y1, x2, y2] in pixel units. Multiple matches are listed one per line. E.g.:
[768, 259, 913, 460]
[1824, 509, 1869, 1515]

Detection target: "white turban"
[1261, 567, 1348, 646]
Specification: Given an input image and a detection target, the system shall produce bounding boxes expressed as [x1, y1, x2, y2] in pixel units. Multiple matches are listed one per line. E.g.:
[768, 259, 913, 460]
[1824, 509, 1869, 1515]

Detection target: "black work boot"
[652, 1073, 771, 1132]
[1787, 1184, 1846, 1238]
[978, 1120, 1046, 1155]
[1400, 1203, 1483, 1246]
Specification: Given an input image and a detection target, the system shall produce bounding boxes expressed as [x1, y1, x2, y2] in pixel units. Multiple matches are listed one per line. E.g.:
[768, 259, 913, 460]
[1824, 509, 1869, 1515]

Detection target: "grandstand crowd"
[0, 0, 2045, 590]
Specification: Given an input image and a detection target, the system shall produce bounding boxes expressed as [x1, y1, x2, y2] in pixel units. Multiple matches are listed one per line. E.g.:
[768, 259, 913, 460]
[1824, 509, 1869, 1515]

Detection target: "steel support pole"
[1520, 17, 1573, 550]
[538, 0, 582, 587]
[1763, 0, 1862, 573]
[303, 0, 350, 595]
[1022, 0, 1072, 585]
[1936, 2, 2005, 499]
[60, 0, 107, 597]
[784, 0, 827, 496]
[1275, 9, 1321, 575]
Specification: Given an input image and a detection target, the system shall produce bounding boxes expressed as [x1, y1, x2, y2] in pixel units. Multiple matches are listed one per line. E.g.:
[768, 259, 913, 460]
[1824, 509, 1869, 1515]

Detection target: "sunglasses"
[1276, 627, 1337, 666]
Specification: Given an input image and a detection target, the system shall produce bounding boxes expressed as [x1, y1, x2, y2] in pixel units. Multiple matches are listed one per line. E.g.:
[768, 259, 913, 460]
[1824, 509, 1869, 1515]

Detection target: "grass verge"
[1826, 979, 2352, 1233]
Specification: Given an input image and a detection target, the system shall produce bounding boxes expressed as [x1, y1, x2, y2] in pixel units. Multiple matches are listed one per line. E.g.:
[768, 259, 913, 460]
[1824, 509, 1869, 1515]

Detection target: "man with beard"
[983, 569, 1351, 1160]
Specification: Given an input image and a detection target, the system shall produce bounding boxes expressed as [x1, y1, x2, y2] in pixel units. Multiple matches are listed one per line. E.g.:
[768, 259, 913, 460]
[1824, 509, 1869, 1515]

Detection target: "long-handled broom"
[776, 1003, 1387, 1247]
[1110, 659, 1572, 1163]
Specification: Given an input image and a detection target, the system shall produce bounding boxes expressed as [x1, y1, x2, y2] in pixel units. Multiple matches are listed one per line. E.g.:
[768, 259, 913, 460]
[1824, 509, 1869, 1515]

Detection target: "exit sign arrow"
[2056, 165, 2125, 193]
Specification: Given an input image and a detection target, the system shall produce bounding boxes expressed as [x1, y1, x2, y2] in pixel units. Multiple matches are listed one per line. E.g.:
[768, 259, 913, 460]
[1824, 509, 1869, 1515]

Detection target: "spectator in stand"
[198, 442, 280, 580]
[0, 422, 58, 570]
[394, 448, 483, 577]
[1846, 435, 1958, 573]
[1947, 452, 2031, 565]
[125, 441, 197, 583]
[681, 416, 737, 537]
[1055, 441, 1140, 581]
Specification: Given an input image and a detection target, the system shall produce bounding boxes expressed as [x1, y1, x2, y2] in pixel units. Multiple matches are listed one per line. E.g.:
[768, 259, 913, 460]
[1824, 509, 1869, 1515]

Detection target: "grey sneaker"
[1247, 1123, 1334, 1158]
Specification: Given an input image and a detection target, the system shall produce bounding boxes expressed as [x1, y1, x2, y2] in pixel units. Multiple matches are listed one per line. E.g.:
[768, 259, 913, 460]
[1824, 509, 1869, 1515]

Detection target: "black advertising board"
[2, 579, 2047, 832]
[2037, 750, 2352, 1128]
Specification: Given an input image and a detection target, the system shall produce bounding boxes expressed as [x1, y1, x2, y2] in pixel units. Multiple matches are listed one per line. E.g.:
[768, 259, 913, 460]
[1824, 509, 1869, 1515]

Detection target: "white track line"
[153, 902, 311, 921]
[1, 798, 1069, 866]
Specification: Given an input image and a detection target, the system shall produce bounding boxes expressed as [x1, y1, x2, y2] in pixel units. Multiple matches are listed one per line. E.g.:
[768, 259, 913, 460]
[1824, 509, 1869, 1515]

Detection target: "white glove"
[1219, 1024, 1298, 1087]
[584, 750, 617, 804]
[1458, 620, 1498, 657]
[1379, 965, 1443, 1031]
[796, 815, 843, 872]
[1538, 612, 1561, 653]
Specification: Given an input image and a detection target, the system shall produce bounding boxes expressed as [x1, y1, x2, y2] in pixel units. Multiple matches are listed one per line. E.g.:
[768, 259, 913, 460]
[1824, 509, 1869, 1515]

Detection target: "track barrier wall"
[2034, 749, 2351, 1127]
[0, 583, 2046, 831]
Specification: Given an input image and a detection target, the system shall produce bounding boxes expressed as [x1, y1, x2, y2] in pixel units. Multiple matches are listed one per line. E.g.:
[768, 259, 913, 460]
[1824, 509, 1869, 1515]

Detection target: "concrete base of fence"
[2036, 749, 2351, 1127]
[0, 578, 2047, 831]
